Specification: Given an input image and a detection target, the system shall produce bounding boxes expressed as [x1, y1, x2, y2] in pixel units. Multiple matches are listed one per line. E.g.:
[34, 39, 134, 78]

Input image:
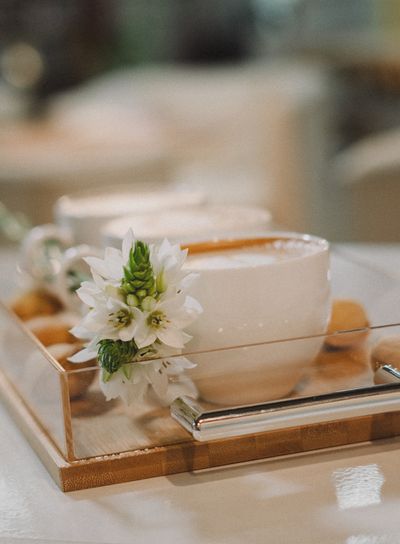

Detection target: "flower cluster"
[69, 230, 202, 405]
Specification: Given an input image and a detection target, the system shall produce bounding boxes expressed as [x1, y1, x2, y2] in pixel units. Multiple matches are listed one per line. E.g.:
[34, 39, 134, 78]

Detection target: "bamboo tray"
[1, 251, 400, 491]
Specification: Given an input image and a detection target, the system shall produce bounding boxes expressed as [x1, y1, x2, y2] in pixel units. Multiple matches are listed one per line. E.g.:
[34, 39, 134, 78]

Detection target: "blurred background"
[2, 0, 400, 244]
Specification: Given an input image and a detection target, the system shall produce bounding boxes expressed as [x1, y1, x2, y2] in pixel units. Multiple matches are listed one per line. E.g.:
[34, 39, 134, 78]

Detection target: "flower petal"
[157, 326, 186, 349]
[166, 356, 196, 372]
[68, 347, 97, 363]
[118, 320, 137, 342]
[122, 228, 135, 262]
[135, 328, 157, 349]
[145, 362, 169, 398]
[92, 271, 105, 288]
[104, 247, 124, 280]
[75, 285, 97, 307]
[127, 376, 148, 404]
[70, 324, 92, 339]
[179, 272, 199, 291]
[83, 256, 110, 279]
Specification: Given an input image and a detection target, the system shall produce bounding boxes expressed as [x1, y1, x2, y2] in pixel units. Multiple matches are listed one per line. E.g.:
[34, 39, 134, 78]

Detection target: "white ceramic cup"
[182, 234, 331, 405]
[102, 204, 272, 247]
[55, 187, 206, 247]
[19, 187, 205, 309]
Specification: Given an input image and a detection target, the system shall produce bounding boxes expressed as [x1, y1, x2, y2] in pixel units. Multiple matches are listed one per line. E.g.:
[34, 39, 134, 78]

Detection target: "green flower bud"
[121, 241, 156, 302]
[131, 279, 145, 288]
[126, 294, 139, 307]
[136, 289, 147, 299]
[97, 339, 138, 376]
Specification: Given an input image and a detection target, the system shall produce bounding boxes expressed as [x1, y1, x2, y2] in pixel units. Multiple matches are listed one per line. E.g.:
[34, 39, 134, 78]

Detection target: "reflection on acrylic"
[347, 535, 398, 544]
[333, 464, 384, 510]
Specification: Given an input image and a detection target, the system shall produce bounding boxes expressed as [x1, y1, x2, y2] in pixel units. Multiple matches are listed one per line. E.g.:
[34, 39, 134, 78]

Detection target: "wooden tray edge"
[0, 369, 67, 488]
[2, 367, 400, 492]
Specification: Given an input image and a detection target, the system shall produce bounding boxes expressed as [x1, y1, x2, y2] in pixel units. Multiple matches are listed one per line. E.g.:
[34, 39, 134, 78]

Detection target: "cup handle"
[56, 244, 103, 310]
[19, 223, 74, 287]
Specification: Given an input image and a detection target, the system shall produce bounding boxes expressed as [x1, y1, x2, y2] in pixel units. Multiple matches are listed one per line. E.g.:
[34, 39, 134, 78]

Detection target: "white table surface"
[1, 243, 400, 544]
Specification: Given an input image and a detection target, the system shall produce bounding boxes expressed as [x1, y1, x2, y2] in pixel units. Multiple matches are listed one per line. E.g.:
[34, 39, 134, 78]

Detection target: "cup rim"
[183, 231, 329, 268]
[55, 187, 206, 219]
[102, 204, 273, 244]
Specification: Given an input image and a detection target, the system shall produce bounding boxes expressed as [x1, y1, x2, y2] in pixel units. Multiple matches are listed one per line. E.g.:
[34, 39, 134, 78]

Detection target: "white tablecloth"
[1, 244, 400, 544]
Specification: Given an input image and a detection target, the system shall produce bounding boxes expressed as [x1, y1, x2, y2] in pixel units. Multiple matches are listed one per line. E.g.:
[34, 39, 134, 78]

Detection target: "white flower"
[100, 364, 148, 405]
[150, 238, 198, 297]
[142, 354, 196, 400]
[133, 293, 202, 349]
[68, 229, 202, 405]
[83, 228, 135, 285]
[69, 295, 142, 362]
[100, 347, 196, 405]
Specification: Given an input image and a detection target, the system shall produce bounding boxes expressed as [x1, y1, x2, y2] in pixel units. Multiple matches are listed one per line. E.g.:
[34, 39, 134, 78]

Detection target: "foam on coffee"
[185, 239, 322, 271]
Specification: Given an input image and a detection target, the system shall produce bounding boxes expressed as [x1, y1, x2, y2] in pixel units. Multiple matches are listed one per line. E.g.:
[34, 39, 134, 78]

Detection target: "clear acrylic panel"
[62, 321, 400, 458]
[1, 248, 400, 461]
[0, 302, 67, 455]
